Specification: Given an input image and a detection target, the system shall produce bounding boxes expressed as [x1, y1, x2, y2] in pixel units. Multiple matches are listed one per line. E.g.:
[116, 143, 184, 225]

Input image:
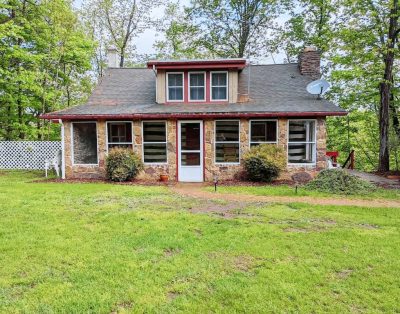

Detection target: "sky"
[73, 0, 284, 64]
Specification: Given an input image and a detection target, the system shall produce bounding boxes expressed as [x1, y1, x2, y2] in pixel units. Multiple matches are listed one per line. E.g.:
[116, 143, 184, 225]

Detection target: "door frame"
[177, 120, 204, 182]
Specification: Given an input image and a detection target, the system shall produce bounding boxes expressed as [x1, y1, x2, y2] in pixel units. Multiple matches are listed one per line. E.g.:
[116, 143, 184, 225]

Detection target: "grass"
[205, 184, 400, 200]
[0, 171, 400, 313]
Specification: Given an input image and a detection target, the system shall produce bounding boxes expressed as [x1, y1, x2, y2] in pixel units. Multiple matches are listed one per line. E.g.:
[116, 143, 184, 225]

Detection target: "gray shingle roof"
[44, 64, 346, 118]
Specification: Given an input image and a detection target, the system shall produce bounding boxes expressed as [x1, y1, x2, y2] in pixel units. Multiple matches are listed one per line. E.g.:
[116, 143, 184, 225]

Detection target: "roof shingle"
[43, 63, 346, 119]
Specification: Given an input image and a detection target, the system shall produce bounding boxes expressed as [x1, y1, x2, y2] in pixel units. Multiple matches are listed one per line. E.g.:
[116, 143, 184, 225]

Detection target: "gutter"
[41, 111, 347, 121]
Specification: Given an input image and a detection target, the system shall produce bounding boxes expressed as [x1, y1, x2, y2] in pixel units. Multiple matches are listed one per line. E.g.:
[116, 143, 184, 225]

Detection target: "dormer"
[147, 59, 247, 104]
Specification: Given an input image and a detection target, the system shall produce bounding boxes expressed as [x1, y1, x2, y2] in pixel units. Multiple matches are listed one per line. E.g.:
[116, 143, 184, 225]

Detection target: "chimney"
[107, 46, 119, 68]
[298, 46, 321, 79]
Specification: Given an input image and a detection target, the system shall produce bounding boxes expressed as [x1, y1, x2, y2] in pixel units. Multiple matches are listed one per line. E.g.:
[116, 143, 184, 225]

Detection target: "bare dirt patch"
[208, 252, 267, 273]
[171, 185, 400, 208]
[110, 301, 134, 313]
[188, 200, 254, 219]
[167, 291, 181, 301]
[357, 223, 380, 229]
[233, 255, 257, 272]
[336, 269, 353, 279]
[283, 226, 326, 233]
[164, 248, 181, 257]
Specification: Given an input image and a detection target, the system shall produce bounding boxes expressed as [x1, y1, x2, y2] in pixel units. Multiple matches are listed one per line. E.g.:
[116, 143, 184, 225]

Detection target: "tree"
[0, 0, 94, 140]
[153, 3, 208, 59]
[81, 0, 162, 68]
[378, 0, 399, 171]
[268, 0, 336, 62]
[328, 0, 400, 172]
[187, 0, 282, 58]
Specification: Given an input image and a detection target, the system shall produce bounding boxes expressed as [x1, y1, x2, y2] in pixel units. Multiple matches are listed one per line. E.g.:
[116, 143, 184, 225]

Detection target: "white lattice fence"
[0, 141, 61, 170]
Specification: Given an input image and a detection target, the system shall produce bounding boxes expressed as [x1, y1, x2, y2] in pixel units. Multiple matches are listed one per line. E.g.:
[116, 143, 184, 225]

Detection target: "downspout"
[60, 119, 66, 179]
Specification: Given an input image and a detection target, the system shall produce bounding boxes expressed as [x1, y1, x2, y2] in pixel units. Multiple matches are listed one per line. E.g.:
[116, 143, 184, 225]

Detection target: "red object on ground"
[326, 151, 339, 161]
[326, 151, 339, 167]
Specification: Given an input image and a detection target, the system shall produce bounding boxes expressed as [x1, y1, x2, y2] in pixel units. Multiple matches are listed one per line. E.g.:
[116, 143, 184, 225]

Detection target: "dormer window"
[211, 71, 228, 101]
[189, 72, 205, 101]
[167, 72, 184, 101]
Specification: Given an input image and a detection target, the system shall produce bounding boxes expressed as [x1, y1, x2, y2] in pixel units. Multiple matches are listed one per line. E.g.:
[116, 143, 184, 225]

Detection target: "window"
[142, 121, 167, 163]
[107, 122, 133, 150]
[288, 120, 316, 164]
[189, 72, 205, 101]
[250, 120, 277, 147]
[72, 122, 98, 165]
[211, 72, 228, 101]
[167, 73, 184, 101]
[215, 120, 240, 163]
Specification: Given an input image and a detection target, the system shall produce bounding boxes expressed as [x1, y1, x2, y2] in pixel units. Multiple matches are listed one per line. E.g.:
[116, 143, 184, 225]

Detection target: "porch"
[62, 118, 327, 182]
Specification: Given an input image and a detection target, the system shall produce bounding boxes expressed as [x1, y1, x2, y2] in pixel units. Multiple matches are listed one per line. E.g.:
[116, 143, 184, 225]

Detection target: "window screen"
[143, 121, 167, 163]
[215, 121, 240, 163]
[211, 72, 228, 100]
[72, 122, 98, 164]
[288, 120, 316, 164]
[107, 122, 133, 150]
[167, 73, 183, 101]
[250, 120, 277, 147]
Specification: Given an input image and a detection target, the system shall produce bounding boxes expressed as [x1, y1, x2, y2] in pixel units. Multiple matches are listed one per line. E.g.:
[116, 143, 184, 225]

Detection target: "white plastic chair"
[326, 156, 341, 169]
[45, 150, 61, 177]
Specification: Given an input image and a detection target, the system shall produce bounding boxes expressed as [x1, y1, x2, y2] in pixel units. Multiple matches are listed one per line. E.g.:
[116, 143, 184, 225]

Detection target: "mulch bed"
[32, 177, 296, 187]
[31, 178, 174, 186]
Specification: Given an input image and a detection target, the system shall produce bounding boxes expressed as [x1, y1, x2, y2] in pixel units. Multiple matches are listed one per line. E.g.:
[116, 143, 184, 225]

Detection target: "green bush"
[305, 169, 376, 195]
[105, 147, 143, 182]
[243, 144, 286, 182]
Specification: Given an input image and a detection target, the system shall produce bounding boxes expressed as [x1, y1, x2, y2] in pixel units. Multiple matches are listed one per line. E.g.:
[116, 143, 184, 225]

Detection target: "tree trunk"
[119, 52, 124, 67]
[378, 0, 398, 172]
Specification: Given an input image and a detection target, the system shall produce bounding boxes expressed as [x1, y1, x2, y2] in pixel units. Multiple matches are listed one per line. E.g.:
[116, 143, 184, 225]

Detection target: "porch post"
[60, 119, 66, 179]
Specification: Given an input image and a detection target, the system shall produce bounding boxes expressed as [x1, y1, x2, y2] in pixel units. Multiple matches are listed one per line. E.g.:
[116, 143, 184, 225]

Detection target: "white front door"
[178, 121, 203, 182]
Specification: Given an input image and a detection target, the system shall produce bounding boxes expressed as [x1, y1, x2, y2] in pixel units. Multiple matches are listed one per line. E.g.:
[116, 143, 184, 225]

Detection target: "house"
[42, 47, 346, 182]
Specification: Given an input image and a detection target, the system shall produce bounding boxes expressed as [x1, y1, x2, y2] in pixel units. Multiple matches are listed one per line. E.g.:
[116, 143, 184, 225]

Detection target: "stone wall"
[135, 120, 177, 181]
[62, 117, 327, 181]
[63, 120, 106, 179]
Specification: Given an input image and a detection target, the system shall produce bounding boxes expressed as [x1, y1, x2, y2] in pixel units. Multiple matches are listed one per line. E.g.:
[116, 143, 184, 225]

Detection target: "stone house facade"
[43, 48, 345, 182]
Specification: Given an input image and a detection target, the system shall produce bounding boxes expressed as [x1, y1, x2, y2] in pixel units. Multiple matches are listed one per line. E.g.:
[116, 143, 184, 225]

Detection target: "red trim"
[165, 70, 229, 105]
[152, 64, 245, 70]
[147, 59, 247, 70]
[175, 120, 179, 181]
[184, 72, 189, 103]
[206, 72, 211, 103]
[41, 111, 347, 120]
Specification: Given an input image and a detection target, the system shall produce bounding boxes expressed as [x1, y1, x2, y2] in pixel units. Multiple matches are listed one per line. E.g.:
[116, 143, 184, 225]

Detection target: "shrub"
[105, 147, 143, 182]
[243, 144, 286, 182]
[305, 169, 376, 195]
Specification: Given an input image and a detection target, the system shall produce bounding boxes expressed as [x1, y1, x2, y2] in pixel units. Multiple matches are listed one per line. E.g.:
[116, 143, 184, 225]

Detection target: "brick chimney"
[107, 46, 119, 68]
[298, 46, 321, 79]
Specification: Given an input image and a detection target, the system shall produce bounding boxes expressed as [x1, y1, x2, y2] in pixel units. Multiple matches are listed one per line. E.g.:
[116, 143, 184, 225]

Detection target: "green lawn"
[205, 184, 400, 200]
[1, 171, 400, 313]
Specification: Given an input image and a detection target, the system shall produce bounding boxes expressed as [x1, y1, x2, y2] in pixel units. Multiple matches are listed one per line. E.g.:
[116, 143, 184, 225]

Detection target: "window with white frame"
[189, 72, 205, 101]
[288, 120, 316, 164]
[167, 73, 184, 101]
[72, 122, 98, 164]
[215, 120, 240, 163]
[211, 72, 228, 100]
[143, 121, 167, 163]
[107, 122, 133, 150]
[250, 120, 277, 147]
